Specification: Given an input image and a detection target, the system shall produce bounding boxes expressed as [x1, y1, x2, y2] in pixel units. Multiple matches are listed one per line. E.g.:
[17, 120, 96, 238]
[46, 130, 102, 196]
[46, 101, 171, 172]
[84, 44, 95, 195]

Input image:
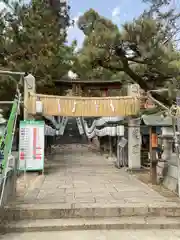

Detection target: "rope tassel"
[58, 99, 61, 112]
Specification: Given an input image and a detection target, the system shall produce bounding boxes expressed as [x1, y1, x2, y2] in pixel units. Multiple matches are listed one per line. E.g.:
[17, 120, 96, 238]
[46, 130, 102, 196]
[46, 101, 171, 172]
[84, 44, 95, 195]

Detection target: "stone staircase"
[2, 144, 180, 233]
[2, 203, 180, 232]
[56, 117, 87, 144]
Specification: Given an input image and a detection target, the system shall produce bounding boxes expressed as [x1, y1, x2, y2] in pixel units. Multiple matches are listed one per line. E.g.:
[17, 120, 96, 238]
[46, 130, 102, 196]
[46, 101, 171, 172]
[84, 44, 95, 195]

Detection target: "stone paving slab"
[14, 144, 179, 207]
[1, 230, 180, 240]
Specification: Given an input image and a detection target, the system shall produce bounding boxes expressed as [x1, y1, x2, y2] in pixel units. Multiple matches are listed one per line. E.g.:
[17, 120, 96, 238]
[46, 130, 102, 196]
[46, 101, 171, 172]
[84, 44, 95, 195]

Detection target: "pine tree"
[0, 0, 75, 99]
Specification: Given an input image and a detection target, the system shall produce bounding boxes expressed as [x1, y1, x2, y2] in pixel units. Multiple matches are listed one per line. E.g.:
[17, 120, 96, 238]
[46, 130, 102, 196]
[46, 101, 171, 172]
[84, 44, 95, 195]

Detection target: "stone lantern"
[160, 127, 174, 162]
[157, 125, 174, 183]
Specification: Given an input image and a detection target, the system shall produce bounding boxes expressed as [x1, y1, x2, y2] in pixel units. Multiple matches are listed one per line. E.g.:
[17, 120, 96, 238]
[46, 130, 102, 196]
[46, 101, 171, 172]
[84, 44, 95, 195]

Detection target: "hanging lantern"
[36, 97, 43, 114]
[117, 125, 124, 136]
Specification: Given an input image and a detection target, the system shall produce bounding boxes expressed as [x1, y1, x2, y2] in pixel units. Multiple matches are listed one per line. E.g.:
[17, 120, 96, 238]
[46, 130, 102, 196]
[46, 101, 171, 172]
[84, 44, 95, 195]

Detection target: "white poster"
[18, 120, 44, 171]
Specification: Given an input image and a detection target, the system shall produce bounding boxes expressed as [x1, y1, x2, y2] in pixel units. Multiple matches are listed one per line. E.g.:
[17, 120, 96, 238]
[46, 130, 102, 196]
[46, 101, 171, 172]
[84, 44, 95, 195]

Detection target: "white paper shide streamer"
[58, 99, 61, 112]
[110, 100, 115, 112]
[72, 101, 77, 113]
[95, 101, 99, 113]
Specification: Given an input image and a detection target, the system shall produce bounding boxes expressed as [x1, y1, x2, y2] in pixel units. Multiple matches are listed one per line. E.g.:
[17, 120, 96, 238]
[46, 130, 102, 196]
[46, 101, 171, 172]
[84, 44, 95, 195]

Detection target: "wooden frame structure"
[54, 79, 123, 96]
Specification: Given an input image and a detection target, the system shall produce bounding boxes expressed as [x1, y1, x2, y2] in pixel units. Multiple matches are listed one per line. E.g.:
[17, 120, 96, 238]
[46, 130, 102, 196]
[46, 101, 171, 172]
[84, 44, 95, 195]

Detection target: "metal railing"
[0, 93, 21, 206]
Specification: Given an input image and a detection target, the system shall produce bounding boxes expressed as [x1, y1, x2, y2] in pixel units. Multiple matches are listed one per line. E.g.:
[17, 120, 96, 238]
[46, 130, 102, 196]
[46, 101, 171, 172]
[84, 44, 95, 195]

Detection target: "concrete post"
[24, 74, 36, 120]
[161, 127, 173, 161]
[127, 84, 141, 170]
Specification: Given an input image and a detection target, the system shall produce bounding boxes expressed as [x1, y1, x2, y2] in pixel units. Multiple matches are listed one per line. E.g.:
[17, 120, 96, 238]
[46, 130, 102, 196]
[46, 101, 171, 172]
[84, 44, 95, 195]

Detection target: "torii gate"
[24, 75, 142, 170]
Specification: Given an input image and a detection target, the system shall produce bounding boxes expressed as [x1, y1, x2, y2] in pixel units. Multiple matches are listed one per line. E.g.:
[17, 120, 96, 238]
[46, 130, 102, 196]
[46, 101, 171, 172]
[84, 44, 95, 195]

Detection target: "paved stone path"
[14, 144, 177, 207]
[2, 230, 180, 239]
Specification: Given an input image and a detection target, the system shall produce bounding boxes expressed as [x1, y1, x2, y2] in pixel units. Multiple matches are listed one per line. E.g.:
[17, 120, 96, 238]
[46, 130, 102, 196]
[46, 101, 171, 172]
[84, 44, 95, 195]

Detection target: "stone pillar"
[127, 84, 141, 170]
[128, 118, 141, 170]
[72, 84, 76, 95]
[24, 74, 36, 120]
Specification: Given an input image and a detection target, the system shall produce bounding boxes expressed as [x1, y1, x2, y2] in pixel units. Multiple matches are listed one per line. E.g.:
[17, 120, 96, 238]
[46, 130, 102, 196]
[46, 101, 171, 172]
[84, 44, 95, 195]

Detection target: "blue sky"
[67, 0, 148, 48]
[1, 0, 179, 48]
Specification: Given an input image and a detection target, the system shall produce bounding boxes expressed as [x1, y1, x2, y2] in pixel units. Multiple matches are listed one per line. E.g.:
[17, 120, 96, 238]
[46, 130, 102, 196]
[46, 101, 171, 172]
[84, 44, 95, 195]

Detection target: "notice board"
[18, 120, 45, 171]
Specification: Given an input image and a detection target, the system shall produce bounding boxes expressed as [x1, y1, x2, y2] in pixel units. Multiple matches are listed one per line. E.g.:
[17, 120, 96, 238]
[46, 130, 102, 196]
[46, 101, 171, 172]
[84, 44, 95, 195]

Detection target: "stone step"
[2, 216, 180, 233]
[3, 203, 180, 221]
